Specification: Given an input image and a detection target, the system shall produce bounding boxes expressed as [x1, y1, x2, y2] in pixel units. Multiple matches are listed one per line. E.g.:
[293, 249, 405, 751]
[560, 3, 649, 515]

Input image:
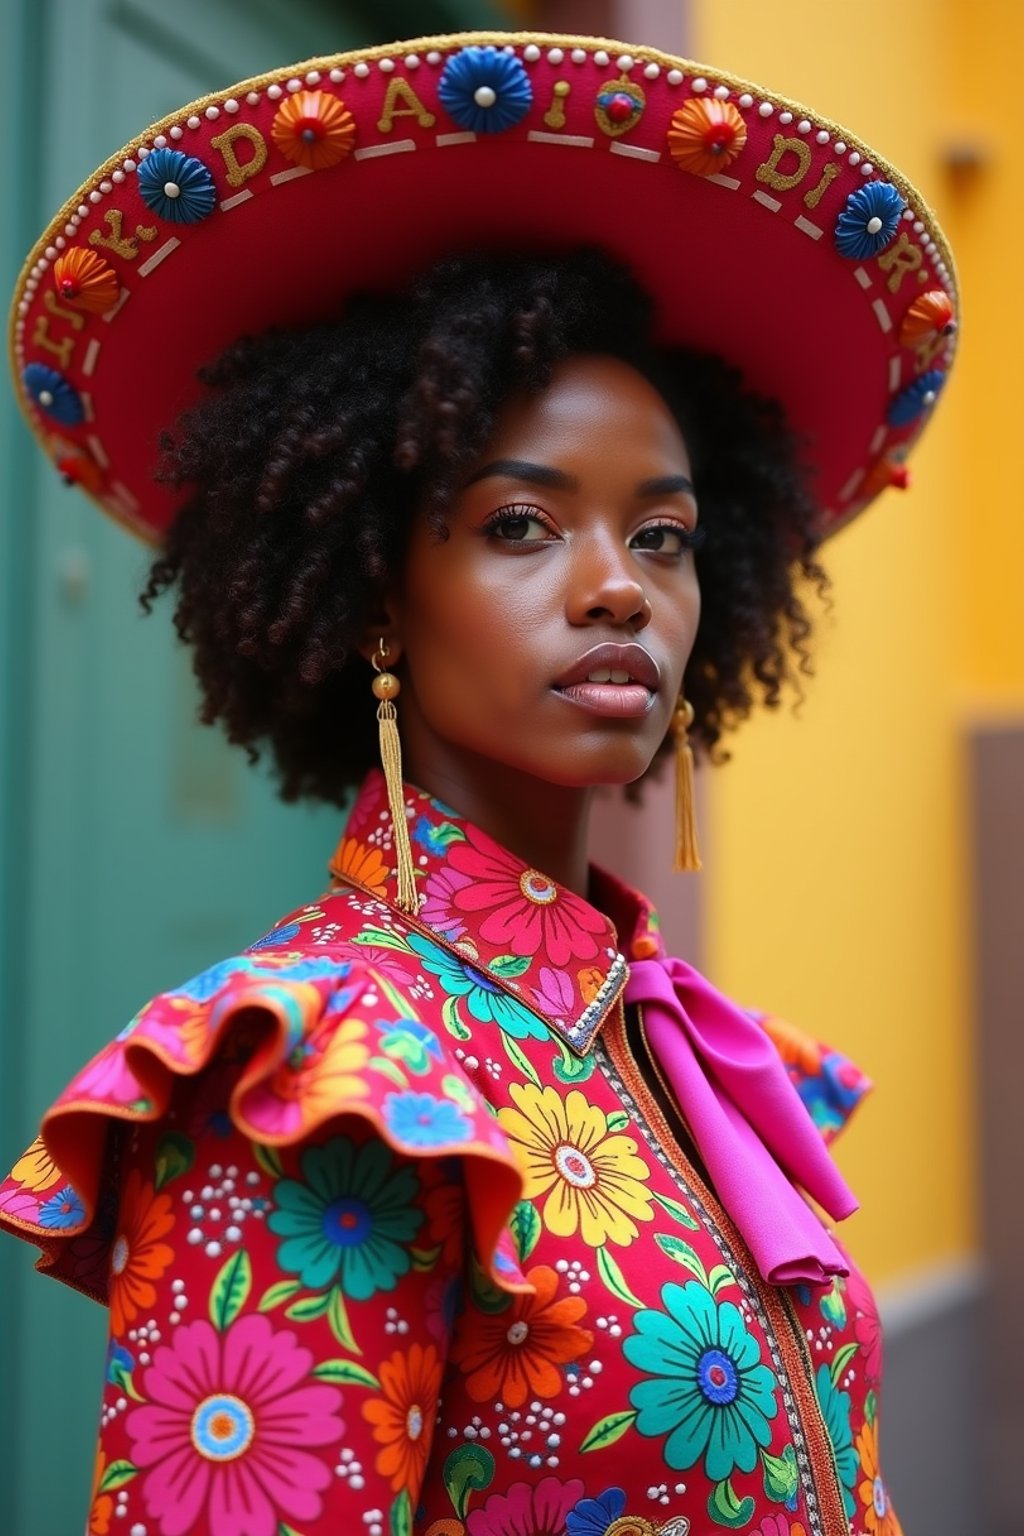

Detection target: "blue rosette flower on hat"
[438, 45, 532, 134]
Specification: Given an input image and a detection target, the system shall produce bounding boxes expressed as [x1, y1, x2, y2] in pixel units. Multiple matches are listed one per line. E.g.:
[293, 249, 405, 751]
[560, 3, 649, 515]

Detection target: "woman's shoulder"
[751, 1006, 872, 1143]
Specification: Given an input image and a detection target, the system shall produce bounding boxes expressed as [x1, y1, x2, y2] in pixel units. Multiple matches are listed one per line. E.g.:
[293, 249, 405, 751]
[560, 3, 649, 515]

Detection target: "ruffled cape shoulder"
[0, 909, 531, 1303]
[753, 1009, 872, 1144]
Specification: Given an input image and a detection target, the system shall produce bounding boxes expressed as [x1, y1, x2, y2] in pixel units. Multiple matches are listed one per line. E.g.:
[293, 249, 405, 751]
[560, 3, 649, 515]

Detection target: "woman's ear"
[357, 606, 402, 668]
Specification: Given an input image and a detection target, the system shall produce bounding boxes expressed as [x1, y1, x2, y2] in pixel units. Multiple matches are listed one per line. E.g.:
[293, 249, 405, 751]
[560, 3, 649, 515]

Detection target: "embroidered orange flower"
[10, 1137, 58, 1192]
[332, 836, 390, 896]
[577, 967, 604, 1005]
[856, 1419, 902, 1535]
[450, 1263, 592, 1407]
[108, 1169, 175, 1336]
[363, 1342, 443, 1492]
[87, 1448, 114, 1535]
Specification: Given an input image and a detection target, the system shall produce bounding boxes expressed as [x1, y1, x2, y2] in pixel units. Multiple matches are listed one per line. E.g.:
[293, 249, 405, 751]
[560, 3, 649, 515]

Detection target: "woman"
[1, 29, 955, 1536]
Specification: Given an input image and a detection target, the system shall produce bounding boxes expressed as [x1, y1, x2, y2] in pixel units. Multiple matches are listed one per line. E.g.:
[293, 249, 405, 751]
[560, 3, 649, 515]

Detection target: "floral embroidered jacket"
[0, 771, 899, 1536]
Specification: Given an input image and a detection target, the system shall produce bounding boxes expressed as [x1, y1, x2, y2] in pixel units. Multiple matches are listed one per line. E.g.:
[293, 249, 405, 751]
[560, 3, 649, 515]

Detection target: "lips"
[553, 642, 661, 693]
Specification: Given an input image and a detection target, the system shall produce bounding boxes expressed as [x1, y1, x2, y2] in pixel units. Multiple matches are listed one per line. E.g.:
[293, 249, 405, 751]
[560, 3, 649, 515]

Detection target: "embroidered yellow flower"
[499, 1084, 654, 1247]
[10, 1138, 57, 1192]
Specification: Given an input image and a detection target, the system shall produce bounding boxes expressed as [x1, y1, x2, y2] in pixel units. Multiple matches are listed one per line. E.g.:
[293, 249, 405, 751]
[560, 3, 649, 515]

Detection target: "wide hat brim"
[12, 30, 957, 544]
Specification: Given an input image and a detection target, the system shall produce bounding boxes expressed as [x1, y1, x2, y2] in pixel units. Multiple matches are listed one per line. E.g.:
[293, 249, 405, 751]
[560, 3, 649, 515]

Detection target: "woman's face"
[389, 352, 701, 792]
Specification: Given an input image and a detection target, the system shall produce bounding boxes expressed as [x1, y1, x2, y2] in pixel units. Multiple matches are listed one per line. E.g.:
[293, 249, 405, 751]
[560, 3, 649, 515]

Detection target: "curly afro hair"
[142, 246, 829, 807]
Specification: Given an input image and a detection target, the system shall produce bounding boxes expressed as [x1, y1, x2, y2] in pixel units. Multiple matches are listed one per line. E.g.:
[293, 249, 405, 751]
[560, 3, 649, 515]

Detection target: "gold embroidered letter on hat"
[32, 291, 87, 369]
[756, 134, 812, 192]
[544, 80, 571, 130]
[87, 210, 158, 261]
[210, 123, 268, 187]
[803, 161, 841, 208]
[877, 232, 925, 294]
[377, 78, 435, 133]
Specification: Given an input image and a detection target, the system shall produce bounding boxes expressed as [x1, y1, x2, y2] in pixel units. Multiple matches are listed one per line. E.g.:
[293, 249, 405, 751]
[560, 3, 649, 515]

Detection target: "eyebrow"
[465, 458, 696, 499]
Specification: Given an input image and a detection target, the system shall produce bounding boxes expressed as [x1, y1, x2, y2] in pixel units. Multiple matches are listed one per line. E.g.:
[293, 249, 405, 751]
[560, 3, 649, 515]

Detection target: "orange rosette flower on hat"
[668, 97, 747, 176]
[272, 90, 356, 170]
[52, 248, 120, 315]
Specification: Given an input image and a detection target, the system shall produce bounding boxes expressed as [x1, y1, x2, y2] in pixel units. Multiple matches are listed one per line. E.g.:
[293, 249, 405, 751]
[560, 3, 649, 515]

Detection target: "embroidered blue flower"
[105, 1341, 135, 1387]
[249, 922, 302, 950]
[137, 147, 217, 224]
[377, 1017, 444, 1074]
[22, 363, 84, 425]
[438, 45, 533, 134]
[815, 1362, 859, 1519]
[383, 1089, 473, 1147]
[406, 931, 547, 1040]
[268, 1135, 421, 1297]
[834, 180, 905, 259]
[37, 1184, 86, 1229]
[566, 1487, 627, 1536]
[887, 369, 945, 427]
[411, 815, 464, 856]
[625, 1280, 779, 1481]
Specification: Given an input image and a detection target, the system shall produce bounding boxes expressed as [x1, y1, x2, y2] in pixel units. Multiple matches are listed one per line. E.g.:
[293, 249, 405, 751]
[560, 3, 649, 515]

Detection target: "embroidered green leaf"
[819, 1279, 847, 1329]
[390, 1488, 412, 1536]
[510, 1200, 542, 1263]
[708, 1264, 737, 1296]
[502, 1032, 541, 1088]
[410, 1243, 442, 1272]
[443, 1442, 495, 1518]
[607, 1110, 630, 1132]
[865, 1387, 878, 1426]
[579, 1408, 638, 1453]
[251, 1142, 284, 1180]
[431, 821, 467, 850]
[98, 1459, 138, 1494]
[284, 1291, 331, 1323]
[491, 953, 532, 979]
[209, 1250, 252, 1332]
[552, 1041, 595, 1084]
[108, 1357, 144, 1401]
[154, 1132, 194, 1191]
[312, 1359, 380, 1389]
[369, 1053, 410, 1089]
[379, 1028, 431, 1075]
[469, 1261, 513, 1315]
[655, 1233, 709, 1287]
[652, 1191, 699, 1229]
[707, 1477, 756, 1529]
[442, 995, 471, 1040]
[278, 1524, 304, 1536]
[761, 1443, 799, 1505]
[257, 1278, 303, 1313]
[597, 1246, 645, 1309]
[442, 1072, 476, 1112]
[830, 1340, 859, 1387]
[351, 926, 413, 954]
[329, 1285, 361, 1355]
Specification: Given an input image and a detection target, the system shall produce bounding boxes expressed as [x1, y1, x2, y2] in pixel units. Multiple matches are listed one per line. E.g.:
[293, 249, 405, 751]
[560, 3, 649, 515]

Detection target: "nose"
[567, 537, 651, 630]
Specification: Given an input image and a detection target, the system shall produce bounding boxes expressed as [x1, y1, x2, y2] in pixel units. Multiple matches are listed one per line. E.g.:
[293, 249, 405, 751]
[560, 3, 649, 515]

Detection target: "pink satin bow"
[624, 955, 858, 1287]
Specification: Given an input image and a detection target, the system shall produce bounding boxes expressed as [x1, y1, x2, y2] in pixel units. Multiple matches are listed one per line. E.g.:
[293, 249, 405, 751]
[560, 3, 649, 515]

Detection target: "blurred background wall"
[1, 2, 1019, 1533]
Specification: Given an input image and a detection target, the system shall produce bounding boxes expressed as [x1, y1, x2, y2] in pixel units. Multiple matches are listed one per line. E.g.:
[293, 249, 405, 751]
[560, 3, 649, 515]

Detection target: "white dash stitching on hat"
[436, 132, 476, 146]
[82, 339, 101, 377]
[794, 215, 823, 240]
[220, 189, 254, 210]
[853, 267, 872, 289]
[707, 173, 740, 190]
[138, 237, 180, 277]
[527, 131, 594, 147]
[101, 288, 130, 323]
[869, 426, 888, 454]
[270, 165, 314, 185]
[609, 143, 661, 162]
[872, 298, 892, 333]
[80, 391, 95, 422]
[87, 434, 109, 468]
[752, 189, 781, 212]
[353, 140, 416, 159]
[839, 466, 866, 501]
[888, 356, 902, 391]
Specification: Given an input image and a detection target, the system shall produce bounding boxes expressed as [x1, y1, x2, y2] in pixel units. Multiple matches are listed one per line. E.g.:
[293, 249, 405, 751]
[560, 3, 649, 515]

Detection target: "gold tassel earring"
[672, 698, 702, 873]
[371, 638, 419, 913]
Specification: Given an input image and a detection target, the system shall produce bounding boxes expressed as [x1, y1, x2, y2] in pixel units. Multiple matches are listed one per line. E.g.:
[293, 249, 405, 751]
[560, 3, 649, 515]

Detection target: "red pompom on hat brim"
[11, 30, 958, 545]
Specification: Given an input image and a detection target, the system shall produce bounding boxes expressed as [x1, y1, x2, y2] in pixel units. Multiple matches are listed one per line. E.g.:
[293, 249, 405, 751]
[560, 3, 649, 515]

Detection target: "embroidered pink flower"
[448, 827, 606, 966]
[126, 1314, 344, 1536]
[845, 1265, 883, 1383]
[466, 1475, 585, 1536]
[529, 965, 576, 1020]
[57, 1044, 142, 1107]
[420, 864, 475, 940]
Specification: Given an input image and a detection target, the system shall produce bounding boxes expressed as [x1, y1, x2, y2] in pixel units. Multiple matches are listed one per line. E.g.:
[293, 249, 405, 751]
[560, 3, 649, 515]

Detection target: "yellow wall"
[691, 0, 996, 1284]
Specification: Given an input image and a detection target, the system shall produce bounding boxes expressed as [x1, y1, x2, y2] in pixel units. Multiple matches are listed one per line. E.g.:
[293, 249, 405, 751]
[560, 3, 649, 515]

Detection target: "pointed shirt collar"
[328, 771, 665, 1054]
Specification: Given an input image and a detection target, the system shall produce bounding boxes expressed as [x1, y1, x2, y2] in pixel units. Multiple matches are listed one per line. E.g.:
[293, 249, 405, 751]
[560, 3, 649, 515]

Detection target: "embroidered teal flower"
[815, 1362, 859, 1519]
[624, 1280, 779, 1481]
[406, 931, 547, 1040]
[268, 1136, 422, 1298]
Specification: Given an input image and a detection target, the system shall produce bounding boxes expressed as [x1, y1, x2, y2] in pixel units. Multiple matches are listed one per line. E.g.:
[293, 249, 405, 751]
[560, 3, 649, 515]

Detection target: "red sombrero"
[11, 29, 957, 545]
